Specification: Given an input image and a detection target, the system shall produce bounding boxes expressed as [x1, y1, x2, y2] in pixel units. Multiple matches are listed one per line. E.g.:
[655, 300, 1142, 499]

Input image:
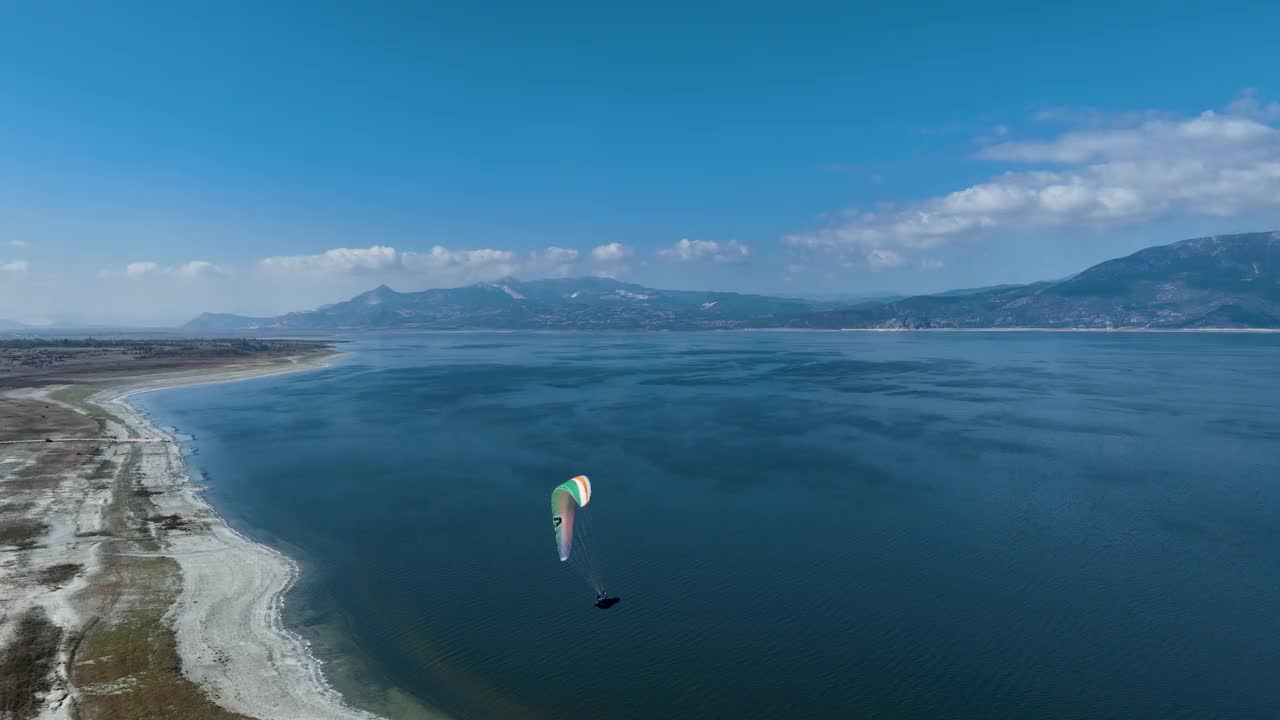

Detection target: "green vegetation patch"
[72, 556, 251, 720]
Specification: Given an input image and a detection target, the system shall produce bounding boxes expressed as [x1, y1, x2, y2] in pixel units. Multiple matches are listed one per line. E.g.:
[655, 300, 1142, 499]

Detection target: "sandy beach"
[97, 359, 385, 720]
[0, 348, 386, 720]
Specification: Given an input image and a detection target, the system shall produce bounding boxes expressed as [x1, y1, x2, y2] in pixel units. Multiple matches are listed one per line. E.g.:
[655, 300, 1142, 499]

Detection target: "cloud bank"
[786, 100, 1280, 267]
[121, 260, 225, 279]
[658, 239, 750, 263]
[259, 245, 522, 285]
[527, 246, 580, 276]
[590, 243, 632, 263]
[260, 246, 401, 275]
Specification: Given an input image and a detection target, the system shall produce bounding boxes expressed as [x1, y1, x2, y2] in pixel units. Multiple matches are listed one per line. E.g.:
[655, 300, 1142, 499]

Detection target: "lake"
[136, 332, 1280, 720]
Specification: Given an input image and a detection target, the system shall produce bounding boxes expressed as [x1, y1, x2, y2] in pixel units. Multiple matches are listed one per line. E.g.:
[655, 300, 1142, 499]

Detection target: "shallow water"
[137, 332, 1280, 720]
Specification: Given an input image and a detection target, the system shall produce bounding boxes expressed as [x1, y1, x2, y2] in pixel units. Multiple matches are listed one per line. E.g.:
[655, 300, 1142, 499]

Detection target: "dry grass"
[48, 384, 126, 429]
[67, 440, 248, 720]
[0, 518, 48, 549]
[0, 607, 63, 720]
[0, 397, 98, 442]
[90, 459, 117, 481]
[71, 556, 251, 720]
[146, 514, 192, 531]
[0, 500, 36, 516]
[37, 562, 83, 588]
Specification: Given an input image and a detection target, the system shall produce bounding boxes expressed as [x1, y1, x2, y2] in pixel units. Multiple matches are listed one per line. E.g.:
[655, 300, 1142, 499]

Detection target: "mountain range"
[185, 276, 820, 331]
[184, 231, 1280, 332]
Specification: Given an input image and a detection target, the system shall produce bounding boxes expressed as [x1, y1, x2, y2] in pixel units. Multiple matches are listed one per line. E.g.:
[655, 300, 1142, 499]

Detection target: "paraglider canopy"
[551, 474, 608, 599]
[550, 475, 591, 562]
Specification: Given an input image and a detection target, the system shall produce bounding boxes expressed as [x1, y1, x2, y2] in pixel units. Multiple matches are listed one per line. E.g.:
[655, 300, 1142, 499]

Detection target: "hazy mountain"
[180, 312, 277, 332]
[185, 232, 1280, 332]
[776, 232, 1280, 329]
[932, 283, 1032, 298]
[184, 278, 819, 331]
[0, 313, 132, 331]
[801, 292, 907, 305]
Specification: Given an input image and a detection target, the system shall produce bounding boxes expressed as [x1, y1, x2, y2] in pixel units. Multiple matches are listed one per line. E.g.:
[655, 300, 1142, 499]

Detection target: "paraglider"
[550, 475, 591, 562]
[551, 475, 617, 607]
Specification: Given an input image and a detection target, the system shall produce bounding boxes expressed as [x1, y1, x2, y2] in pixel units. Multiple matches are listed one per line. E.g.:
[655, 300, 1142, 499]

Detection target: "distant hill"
[183, 277, 820, 331]
[775, 232, 1280, 329]
[184, 232, 1280, 332]
[0, 314, 128, 332]
[802, 292, 907, 305]
[181, 312, 276, 332]
[932, 283, 1033, 298]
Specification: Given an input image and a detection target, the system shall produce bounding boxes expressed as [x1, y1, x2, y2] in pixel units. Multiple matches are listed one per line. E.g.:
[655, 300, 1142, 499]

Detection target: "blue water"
[137, 332, 1280, 720]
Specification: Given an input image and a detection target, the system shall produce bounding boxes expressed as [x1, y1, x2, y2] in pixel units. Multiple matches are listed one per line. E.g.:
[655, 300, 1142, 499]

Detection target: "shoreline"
[746, 326, 1280, 333]
[87, 351, 388, 720]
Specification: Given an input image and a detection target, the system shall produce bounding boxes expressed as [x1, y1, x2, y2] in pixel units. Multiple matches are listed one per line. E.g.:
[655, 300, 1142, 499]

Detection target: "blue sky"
[2, 1, 1279, 324]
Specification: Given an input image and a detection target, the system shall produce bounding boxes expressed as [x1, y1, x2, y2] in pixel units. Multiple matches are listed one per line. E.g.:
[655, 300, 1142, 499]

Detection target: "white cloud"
[113, 260, 226, 279]
[527, 246, 580, 276]
[259, 245, 521, 281]
[257, 244, 525, 287]
[402, 246, 517, 278]
[657, 238, 751, 263]
[534, 246, 578, 264]
[866, 249, 905, 270]
[591, 242, 632, 263]
[979, 111, 1272, 165]
[1225, 88, 1280, 122]
[6, 240, 26, 248]
[589, 243, 632, 277]
[261, 245, 400, 274]
[1, 260, 29, 273]
[175, 260, 226, 278]
[785, 102, 1280, 262]
[126, 261, 160, 278]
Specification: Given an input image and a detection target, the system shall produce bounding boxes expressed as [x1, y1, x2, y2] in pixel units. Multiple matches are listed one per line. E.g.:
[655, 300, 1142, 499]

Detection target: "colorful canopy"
[551, 475, 591, 561]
